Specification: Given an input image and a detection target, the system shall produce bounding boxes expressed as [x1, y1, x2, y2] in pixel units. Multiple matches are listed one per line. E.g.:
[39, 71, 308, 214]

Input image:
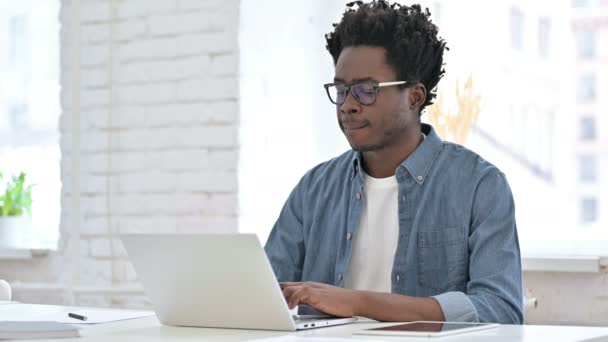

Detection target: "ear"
[408, 83, 427, 111]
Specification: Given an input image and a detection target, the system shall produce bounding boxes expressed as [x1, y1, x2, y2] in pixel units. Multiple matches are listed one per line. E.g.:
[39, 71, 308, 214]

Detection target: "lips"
[342, 122, 368, 130]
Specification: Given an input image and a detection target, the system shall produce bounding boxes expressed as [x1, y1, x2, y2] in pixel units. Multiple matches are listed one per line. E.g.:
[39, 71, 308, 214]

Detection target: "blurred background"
[0, 0, 606, 326]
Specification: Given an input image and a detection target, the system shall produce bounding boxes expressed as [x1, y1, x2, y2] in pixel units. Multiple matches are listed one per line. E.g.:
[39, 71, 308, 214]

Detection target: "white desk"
[2, 303, 608, 342]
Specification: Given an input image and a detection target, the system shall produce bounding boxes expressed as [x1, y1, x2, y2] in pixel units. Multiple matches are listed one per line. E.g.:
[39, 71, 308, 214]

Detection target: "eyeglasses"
[323, 81, 408, 106]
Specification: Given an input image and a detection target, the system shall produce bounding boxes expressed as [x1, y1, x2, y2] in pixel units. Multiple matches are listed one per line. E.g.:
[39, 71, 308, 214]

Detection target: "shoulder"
[438, 141, 504, 183]
[299, 150, 355, 189]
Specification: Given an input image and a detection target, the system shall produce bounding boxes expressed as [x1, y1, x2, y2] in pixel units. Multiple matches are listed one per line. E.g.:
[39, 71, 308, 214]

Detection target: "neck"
[361, 125, 423, 178]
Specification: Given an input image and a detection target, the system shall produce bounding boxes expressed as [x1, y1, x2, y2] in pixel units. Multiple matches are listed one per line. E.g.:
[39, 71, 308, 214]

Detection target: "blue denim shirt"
[265, 124, 523, 324]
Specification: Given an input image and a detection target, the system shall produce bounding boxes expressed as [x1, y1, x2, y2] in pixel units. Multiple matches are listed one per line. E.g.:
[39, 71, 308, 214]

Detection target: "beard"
[349, 140, 386, 152]
[344, 125, 406, 152]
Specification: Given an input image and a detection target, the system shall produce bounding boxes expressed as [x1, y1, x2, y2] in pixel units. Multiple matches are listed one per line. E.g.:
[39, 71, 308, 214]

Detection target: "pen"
[68, 312, 87, 321]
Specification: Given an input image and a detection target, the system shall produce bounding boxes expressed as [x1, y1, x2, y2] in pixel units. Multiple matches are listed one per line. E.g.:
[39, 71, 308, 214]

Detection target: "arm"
[281, 282, 444, 321]
[356, 292, 445, 321]
[433, 172, 523, 324]
[264, 177, 307, 282]
[282, 173, 523, 324]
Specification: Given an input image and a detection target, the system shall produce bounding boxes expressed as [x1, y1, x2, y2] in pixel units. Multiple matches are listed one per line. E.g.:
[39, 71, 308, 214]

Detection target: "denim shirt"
[264, 124, 523, 324]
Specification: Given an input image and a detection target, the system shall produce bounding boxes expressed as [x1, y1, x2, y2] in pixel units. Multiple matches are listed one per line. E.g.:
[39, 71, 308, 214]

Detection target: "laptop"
[121, 233, 357, 331]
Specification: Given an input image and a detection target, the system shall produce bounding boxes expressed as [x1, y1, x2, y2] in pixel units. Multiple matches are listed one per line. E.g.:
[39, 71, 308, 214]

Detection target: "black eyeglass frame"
[323, 81, 409, 105]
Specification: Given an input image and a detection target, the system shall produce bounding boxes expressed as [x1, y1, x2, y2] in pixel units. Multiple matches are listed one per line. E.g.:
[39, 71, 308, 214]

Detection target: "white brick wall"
[4, 0, 240, 308]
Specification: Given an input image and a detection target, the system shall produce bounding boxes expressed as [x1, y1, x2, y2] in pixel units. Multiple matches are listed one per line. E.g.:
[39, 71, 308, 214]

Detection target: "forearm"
[354, 291, 445, 322]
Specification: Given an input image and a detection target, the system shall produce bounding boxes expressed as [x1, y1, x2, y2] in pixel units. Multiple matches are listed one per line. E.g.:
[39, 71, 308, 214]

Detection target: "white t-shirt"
[343, 171, 399, 293]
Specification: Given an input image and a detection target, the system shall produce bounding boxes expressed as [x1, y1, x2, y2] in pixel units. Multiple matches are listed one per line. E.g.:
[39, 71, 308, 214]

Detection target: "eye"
[362, 89, 375, 96]
[353, 84, 375, 96]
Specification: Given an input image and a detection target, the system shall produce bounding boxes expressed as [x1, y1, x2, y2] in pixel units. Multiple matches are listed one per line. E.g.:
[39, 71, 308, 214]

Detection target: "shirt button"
[337, 273, 343, 281]
[417, 176, 423, 181]
[356, 192, 361, 200]
[346, 233, 352, 240]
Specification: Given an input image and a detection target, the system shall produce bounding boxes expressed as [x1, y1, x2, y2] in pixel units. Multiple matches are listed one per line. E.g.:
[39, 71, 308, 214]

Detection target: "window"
[0, 1, 61, 249]
[577, 74, 596, 103]
[240, 1, 608, 257]
[8, 102, 29, 129]
[432, 2, 442, 28]
[580, 117, 596, 141]
[510, 7, 525, 50]
[9, 15, 28, 65]
[538, 17, 551, 58]
[575, 29, 595, 59]
[578, 155, 597, 182]
[581, 197, 598, 224]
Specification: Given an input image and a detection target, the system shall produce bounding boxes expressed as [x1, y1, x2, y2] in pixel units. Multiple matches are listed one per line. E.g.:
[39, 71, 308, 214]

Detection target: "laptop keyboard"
[292, 315, 334, 322]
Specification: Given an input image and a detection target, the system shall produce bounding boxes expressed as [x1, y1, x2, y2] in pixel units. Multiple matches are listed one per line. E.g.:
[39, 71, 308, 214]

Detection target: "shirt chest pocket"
[417, 227, 467, 293]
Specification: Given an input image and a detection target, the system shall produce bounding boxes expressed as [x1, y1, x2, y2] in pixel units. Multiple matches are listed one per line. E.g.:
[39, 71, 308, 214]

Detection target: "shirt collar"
[350, 123, 443, 185]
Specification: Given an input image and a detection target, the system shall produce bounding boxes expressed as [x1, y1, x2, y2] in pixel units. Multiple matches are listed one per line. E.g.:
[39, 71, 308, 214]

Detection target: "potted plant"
[0, 172, 33, 249]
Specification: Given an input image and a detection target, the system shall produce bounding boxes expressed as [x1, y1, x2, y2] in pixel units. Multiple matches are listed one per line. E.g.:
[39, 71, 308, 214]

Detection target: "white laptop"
[121, 233, 357, 331]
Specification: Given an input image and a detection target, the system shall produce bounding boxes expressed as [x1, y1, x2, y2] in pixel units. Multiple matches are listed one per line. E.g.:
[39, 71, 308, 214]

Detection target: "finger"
[280, 282, 302, 289]
[282, 285, 294, 298]
[286, 288, 300, 309]
[282, 285, 300, 308]
[288, 286, 313, 309]
[304, 281, 326, 288]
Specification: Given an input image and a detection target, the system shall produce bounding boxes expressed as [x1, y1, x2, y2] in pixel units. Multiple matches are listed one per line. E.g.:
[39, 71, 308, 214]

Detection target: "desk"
[2, 303, 608, 341]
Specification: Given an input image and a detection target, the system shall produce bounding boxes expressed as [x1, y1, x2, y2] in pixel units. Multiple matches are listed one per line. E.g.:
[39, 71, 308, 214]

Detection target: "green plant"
[0, 172, 33, 217]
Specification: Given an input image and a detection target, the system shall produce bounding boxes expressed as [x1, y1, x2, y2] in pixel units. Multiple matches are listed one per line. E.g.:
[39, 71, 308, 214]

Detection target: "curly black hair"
[325, 0, 447, 114]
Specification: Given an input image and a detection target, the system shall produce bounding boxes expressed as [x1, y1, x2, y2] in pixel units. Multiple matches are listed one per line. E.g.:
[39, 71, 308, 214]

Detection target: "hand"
[280, 281, 360, 317]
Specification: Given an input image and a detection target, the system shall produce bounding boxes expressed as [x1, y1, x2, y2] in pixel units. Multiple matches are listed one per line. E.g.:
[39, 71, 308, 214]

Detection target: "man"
[265, 0, 523, 324]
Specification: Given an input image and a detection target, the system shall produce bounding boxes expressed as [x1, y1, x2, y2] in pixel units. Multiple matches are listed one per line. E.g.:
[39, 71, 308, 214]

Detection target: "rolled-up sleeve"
[434, 172, 523, 324]
[433, 291, 479, 322]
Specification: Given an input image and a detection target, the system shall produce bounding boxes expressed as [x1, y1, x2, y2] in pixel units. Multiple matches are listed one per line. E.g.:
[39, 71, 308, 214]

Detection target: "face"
[333, 46, 421, 152]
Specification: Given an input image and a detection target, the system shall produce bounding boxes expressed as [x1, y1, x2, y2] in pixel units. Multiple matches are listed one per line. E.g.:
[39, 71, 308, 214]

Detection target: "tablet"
[353, 321, 499, 338]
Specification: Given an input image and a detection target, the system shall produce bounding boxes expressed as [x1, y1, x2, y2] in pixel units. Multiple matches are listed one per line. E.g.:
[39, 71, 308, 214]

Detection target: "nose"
[340, 91, 361, 115]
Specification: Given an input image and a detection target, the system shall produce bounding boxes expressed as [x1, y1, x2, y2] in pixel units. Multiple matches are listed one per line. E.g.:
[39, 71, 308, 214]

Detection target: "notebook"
[0, 321, 80, 340]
